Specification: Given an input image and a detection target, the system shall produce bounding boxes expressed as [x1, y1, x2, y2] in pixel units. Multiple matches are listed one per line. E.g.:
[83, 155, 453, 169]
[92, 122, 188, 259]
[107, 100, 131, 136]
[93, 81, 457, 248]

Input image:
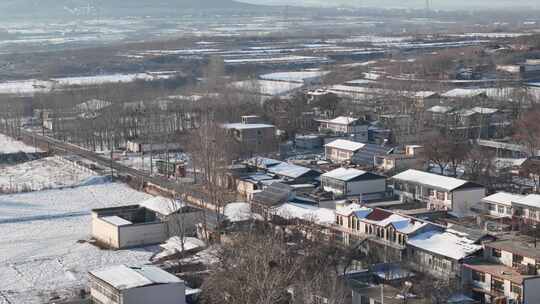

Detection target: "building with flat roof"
[89, 265, 185, 304]
[391, 169, 486, 217]
[91, 196, 203, 249]
[321, 167, 386, 199]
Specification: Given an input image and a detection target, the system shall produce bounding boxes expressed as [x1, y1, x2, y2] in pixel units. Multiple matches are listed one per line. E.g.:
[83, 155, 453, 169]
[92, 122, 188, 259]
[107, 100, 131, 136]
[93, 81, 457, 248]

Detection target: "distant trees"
[422, 132, 469, 177]
[514, 106, 540, 156]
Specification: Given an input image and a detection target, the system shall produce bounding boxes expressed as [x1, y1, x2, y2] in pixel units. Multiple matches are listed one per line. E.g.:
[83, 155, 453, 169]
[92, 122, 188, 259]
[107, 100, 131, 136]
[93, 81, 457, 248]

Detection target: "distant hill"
[0, 0, 263, 19]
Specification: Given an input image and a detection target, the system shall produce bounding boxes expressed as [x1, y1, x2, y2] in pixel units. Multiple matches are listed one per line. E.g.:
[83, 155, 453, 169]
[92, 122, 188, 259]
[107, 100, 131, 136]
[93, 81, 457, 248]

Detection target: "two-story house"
[461, 239, 540, 304]
[318, 116, 369, 142]
[222, 117, 278, 156]
[481, 192, 521, 219]
[325, 139, 365, 164]
[321, 167, 386, 199]
[391, 169, 486, 217]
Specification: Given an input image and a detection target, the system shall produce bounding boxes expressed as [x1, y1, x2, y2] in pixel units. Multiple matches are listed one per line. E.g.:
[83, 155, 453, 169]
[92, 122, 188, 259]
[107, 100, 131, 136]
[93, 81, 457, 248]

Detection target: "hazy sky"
[242, 0, 539, 10]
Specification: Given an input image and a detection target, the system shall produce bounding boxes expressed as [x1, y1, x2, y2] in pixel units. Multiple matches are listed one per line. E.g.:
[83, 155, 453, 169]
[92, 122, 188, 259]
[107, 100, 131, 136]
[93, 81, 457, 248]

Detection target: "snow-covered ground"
[232, 79, 304, 96]
[0, 182, 155, 303]
[259, 70, 329, 84]
[0, 156, 96, 193]
[0, 72, 178, 96]
[0, 133, 40, 154]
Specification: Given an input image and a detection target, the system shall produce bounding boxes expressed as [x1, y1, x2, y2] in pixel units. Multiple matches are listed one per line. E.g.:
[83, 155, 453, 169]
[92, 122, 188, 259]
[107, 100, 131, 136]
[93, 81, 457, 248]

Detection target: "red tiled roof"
[365, 208, 393, 221]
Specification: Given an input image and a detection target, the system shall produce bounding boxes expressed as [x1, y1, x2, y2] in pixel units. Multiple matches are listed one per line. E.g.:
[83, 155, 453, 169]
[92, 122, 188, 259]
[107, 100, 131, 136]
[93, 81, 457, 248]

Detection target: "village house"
[512, 194, 540, 226]
[321, 167, 386, 199]
[407, 230, 483, 278]
[484, 240, 540, 275]
[481, 192, 520, 219]
[222, 115, 278, 156]
[317, 116, 369, 142]
[335, 204, 441, 259]
[266, 162, 321, 184]
[91, 196, 203, 249]
[391, 169, 486, 217]
[325, 139, 365, 164]
[89, 265, 186, 304]
[462, 259, 540, 304]
[374, 145, 424, 173]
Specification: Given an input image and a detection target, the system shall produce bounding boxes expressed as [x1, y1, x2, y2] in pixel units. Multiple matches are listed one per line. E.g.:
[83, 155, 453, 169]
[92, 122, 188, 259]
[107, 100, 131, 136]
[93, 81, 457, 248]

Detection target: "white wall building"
[324, 139, 365, 164]
[481, 192, 521, 218]
[321, 167, 386, 198]
[92, 196, 203, 249]
[89, 265, 186, 304]
[391, 169, 486, 217]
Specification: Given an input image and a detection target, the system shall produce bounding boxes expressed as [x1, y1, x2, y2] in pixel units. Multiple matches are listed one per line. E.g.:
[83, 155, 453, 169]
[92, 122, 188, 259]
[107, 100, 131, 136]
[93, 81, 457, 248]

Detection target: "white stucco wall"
[451, 188, 486, 217]
[123, 282, 186, 304]
[118, 223, 167, 248]
[92, 216, 120, 249]
[347, 179, 386, 196]
[524, 277, 540, 304]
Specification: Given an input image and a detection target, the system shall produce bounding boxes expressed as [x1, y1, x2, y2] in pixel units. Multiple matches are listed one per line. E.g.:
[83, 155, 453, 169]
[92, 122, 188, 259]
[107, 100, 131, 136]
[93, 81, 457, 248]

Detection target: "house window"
[513, 254, 524, 267]
[491, 277, 505, 293]
[492, 248, 502, 258]
[506, 207, 512, 215]
[437, 192, 445, 201]
[428, 189, 435, 196]
[530, 210, 538, 220]
[511, 283, 522, 295]
[472, 270, 485, 282]
[488, 204, 496, 211]
[498, 205, 505, 214]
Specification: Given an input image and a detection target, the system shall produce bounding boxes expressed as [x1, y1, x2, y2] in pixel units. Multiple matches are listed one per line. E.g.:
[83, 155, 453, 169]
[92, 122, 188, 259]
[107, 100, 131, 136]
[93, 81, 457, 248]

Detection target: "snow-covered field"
[259, 70, 329, 84]
[0, 134, 40, 154]
[0, 183, 155, 303]
[232, 79, 304, 96]
[0, 72, 177, 96]
[0, 157, 95, 193]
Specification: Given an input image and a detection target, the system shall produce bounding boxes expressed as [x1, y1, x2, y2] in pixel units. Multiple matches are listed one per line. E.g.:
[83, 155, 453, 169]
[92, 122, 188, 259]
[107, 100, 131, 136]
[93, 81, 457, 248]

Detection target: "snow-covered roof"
[472, 107, 499, 115]
[246, 157, 283, 168]
[153, 236, 206, 261]
[349, 207, 432, 234]
[392, 169, 480, 192]
[140, 196, 185, 216]
[327, 116, 359, 125]
[513, 194, 540, 208]
[267, 162, 313, 179]
[335, 203, 365, 216]
[427, 105, 453, 113]
[232, 79, 305, 96]
[90, 265, 182, 290]
[325, 139, 365, 152]
[322, 167, 369, 181]
[442, 88, 488, 98]
[482, 192, 523, 206]
[259, 71, 329, 83]
[273, 203, 335, 225]
[222, 123, 275, 130]
[407, 230, 482, 260]
[101, 216, 132, 226]
[224, 202, 262, 222]
[454, 109, 477, 117]
[415, 91, 438, 98]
